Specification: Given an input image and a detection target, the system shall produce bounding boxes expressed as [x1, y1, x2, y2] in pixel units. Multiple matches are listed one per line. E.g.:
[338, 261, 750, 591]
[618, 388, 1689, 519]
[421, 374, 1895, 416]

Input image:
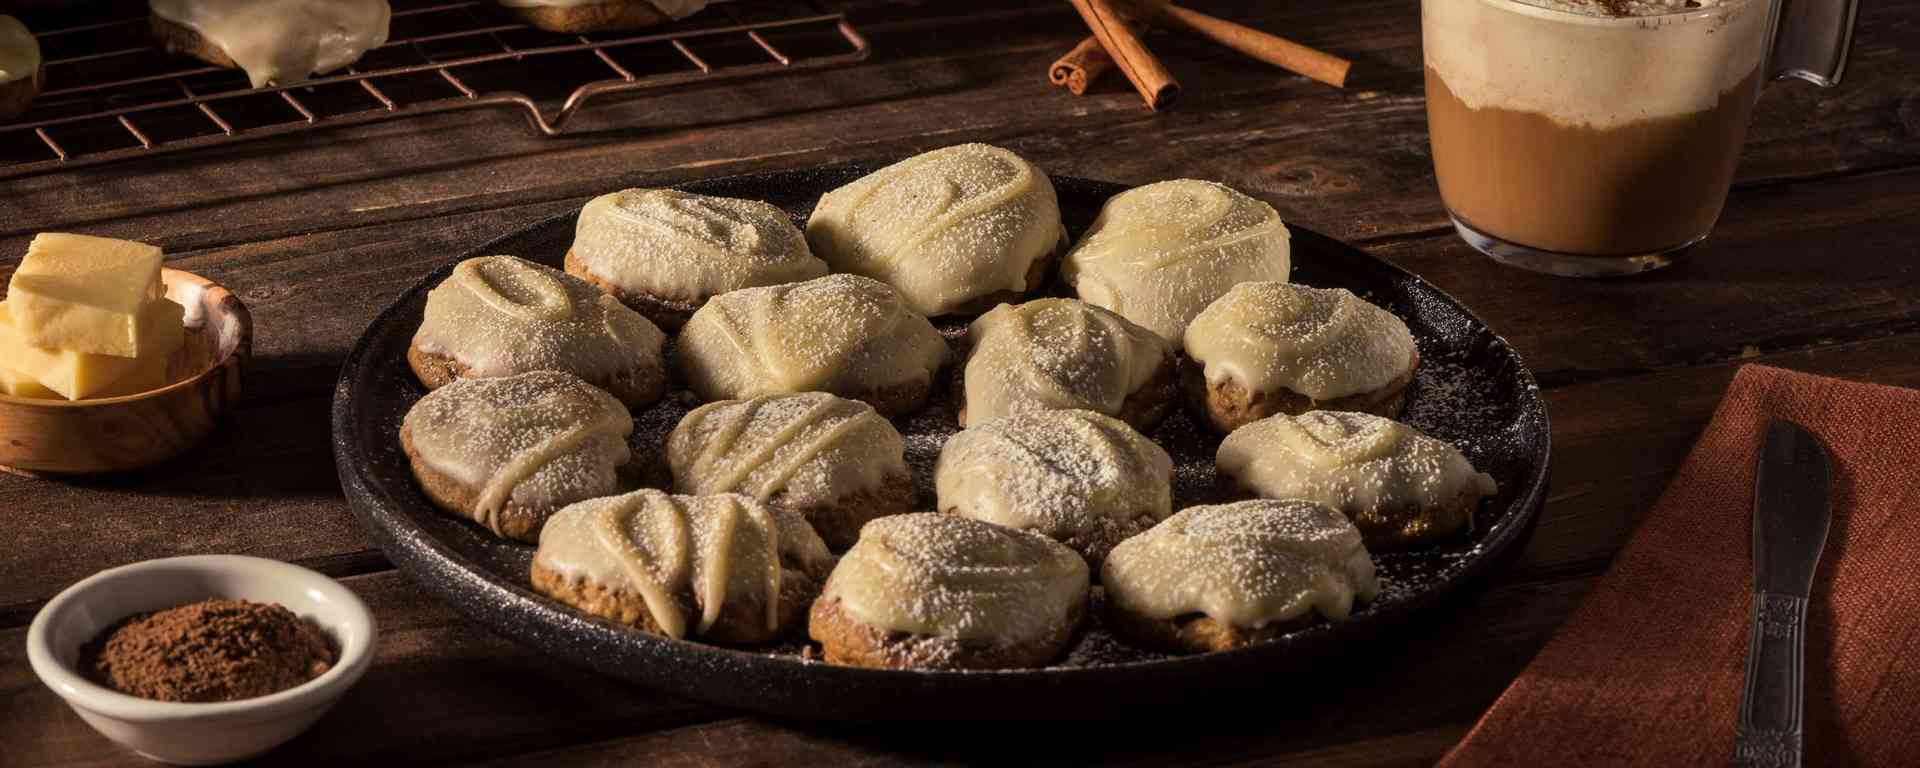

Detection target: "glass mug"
[1422, 0, 1858, 277]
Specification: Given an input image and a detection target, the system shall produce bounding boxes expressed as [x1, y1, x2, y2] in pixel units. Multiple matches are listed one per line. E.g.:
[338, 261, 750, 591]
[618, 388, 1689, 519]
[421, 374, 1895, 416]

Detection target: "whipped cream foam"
[1423, 0, 1766, 128]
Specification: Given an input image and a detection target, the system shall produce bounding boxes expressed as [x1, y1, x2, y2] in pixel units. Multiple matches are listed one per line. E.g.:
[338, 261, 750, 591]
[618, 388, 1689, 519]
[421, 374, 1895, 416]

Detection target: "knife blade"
[1731, 420, 1833, 768]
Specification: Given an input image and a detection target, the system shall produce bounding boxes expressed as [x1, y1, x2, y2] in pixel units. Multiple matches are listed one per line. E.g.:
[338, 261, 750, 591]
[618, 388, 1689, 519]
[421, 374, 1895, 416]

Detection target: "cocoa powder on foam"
[81, 598, 336, 703]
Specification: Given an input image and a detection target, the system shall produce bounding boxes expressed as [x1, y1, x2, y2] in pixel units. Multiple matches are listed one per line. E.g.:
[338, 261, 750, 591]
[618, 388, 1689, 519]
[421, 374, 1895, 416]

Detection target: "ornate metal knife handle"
[1732, 591, 1808, 768]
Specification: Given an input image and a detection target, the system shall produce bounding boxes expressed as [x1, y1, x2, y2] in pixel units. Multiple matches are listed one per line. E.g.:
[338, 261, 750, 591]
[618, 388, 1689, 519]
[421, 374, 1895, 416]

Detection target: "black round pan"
[331, 167, 1551, 720]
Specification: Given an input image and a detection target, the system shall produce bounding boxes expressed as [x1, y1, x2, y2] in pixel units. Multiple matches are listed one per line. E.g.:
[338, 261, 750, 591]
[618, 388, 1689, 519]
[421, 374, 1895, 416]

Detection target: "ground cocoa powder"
[80, 599, 336, 703]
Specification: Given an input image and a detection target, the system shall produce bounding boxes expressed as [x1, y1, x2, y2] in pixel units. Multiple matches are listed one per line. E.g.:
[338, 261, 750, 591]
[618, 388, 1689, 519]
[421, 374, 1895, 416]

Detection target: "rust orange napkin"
[1442, 364, 1920, 767]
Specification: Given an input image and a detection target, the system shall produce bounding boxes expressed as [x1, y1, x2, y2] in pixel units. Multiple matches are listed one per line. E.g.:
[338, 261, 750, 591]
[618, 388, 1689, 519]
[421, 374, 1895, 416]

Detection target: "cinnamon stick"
[1066, 0, 1179, 110]
[1130, 1, 1351, 88]
[1049, 36, 1115, 95]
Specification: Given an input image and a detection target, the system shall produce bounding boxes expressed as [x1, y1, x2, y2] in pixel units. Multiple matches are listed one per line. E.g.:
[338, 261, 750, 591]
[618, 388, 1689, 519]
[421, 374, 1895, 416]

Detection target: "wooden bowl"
[0, 268, 252, 475]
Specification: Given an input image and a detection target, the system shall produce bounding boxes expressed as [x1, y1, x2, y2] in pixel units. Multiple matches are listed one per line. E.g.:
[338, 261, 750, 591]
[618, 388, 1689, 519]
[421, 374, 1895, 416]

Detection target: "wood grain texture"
[5, 0, 1920, 765]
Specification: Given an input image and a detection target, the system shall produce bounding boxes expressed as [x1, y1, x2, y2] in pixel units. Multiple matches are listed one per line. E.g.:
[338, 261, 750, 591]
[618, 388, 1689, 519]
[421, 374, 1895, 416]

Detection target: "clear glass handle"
[1767, 0, 1859, 87]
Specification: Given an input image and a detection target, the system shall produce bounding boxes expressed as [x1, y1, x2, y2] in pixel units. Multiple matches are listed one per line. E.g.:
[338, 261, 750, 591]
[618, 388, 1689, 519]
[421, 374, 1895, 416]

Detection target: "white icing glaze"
[1217, 410, 1498, 516]
[0, 15, 38, 85]
[668, 392, 906, 510]
[402, 371, 631, 534]
[935, 409, 1172, 562]
[674, 273, 948, 404]
[1185, 282, 1416, 401]
[150, 0, 391, 89]
[569, 188, 826, 305]
[1102, 499, 1380, 628]
[822, 513, 1088, 642]
[497, 0, 708, 19]
[1062, 179, 1291, 348]
[806, 143, 1066, 317]
[534, 489, 832, 639]
[414, 255, 666, 384]
[961, 298, 1171, 426]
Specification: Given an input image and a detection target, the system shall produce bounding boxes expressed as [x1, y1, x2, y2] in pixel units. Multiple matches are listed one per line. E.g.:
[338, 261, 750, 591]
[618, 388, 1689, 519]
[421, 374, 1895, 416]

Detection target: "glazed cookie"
[667, 392, 913, 550]
[806, 143, 1068, 317]
[1216, 410, 1498, 550]
[562, 188, 827, 330]
[935, 409, 1172, 570]
[674, 274, 949, 417]
[957, 298, 1177, 432]
[1183, 282, 1418, 433]
[1061, 179, 1291, 347]
[1101, 499, 1380, 654]
[400, 371, 634, 542]
[150, 0, 391, 88]
[531, 489, 834, 645]
[808, 513, 1089, 670]
[496, 0, 706, 33]
[410, 255, 668, 409]
[0, 16, 41, 121]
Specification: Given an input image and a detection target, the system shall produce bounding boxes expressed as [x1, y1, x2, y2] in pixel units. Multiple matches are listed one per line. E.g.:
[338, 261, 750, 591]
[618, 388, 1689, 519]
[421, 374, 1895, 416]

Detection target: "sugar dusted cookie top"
[569, 188, 825, 303]
[1102, 499, 1379, 628]
[1217, 410, 1497, 516]
[668, 392, 905, 508]
[673, 273, 948, 404]
[936, 409, 1171, 564]
[413, 255, 665, 382]
[534, 489, 832, 640]
[960, 298, 1171, 426]
[1062, 179, 1291, 347]
[402, 371, 631, 531]
[822, 513, 1088, 642]
[806, 143, 1065, 317]
[1185, 282, 1415, 401]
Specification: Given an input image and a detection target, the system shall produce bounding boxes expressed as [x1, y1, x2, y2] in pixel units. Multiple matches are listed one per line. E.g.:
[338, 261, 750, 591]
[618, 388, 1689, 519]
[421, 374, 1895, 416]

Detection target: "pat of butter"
[7, 233, 166, 358]
[0, 298, 185, 400]
[0, 364, 58, 399]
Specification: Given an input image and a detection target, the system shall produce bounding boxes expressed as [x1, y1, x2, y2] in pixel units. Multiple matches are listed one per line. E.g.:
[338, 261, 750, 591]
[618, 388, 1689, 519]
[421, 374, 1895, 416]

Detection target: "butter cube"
[0, 365, 58, 399]
[0, 298, 185, 400]
[7, 233, 166, 358]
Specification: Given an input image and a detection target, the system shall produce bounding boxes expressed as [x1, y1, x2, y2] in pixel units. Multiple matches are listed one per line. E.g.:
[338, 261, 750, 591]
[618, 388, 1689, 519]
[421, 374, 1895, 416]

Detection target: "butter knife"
[1731, 420, 1832, 768]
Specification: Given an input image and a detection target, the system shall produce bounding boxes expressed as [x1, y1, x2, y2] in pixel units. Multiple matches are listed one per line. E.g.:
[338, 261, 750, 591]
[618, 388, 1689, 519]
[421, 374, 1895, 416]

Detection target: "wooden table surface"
[5, 0, 1918, 764]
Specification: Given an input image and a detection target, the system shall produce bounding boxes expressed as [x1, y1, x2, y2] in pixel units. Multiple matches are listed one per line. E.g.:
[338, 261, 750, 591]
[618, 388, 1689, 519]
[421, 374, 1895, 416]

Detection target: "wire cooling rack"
[0, 0, 870, 180]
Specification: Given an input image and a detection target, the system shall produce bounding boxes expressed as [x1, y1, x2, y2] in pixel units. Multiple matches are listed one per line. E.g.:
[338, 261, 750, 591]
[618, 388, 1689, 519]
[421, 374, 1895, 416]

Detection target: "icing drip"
[1102, 499, 1380, 628]
[668, 392, 905, 508]
[0, 16, 38, 85]
[674, 273, 948, 402]
[569, 188, 826, 302]
[936, 409, 1172, 558]
[961, 298, 1170, 425]
[536, 489, 831, 640]
[497, 0, 709, 19]
[806, 143, 1066, 317]
[1217, 410, 1498, 514]
[414, 255, 665, 381]
[822, 513, 1088, 641]
[150, 0, 391, 89]
[401, 371, 631, 530]
[1186, 282, 1417, 401]
[1061, 179, 1291, 347]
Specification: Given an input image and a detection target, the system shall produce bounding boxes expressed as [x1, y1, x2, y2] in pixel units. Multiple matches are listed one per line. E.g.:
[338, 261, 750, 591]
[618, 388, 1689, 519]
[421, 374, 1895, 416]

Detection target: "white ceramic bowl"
[26, 555, 376, 765]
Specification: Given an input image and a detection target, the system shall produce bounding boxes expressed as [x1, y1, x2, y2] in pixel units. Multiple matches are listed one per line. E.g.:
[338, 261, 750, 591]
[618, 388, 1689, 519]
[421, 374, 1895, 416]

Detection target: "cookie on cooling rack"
[532, 488, 834, 645]
[0, 16, 42, 121]
[496, 0, 708, 33]
[400, 371, 636, 542]
[149, 0, 391, 89]
[410, 255, 668, 410]
[1101, 499, 1380, 654]
[809, 513, 1089, 670]
[1183, 281, 1418, 434]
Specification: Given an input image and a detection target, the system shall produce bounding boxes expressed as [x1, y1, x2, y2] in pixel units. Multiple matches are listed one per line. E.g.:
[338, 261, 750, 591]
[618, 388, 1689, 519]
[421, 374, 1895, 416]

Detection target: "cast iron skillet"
[331, 167, 1551, 720]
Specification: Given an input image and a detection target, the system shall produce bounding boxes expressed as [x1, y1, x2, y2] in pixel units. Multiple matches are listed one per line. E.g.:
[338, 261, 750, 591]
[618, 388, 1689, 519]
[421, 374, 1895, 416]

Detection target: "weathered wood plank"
[2, 0, 1917, 260]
